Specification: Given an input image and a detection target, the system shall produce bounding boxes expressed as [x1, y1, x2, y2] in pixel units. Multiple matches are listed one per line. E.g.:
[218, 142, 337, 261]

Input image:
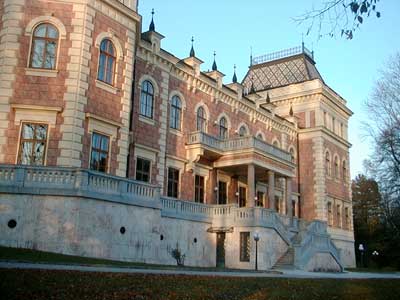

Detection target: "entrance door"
[239, 186, 246, 207]
[216, 232, 225, 268]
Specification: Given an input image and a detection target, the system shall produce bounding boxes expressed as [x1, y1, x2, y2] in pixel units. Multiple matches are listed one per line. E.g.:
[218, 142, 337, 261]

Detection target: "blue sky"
[138, 0, 400, 179]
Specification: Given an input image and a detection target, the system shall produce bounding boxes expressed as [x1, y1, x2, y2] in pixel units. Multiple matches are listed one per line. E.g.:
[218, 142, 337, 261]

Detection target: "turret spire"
[190, 36, 195, 57]
[212, 51, 217, 71]
[232, 64, 237, 83]
[149, 8, 155, 31]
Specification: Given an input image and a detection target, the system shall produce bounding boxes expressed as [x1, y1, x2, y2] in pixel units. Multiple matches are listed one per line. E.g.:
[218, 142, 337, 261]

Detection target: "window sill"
[25, 68, 58, 77]
[96, 80, 118, 94]
[169, 128, 183, 137]
[139, 115, 155, 126]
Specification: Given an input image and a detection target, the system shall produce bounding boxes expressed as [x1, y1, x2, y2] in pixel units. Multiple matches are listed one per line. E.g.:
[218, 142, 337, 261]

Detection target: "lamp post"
[359, 244, 365, 268]
[254, 232, 260, 271]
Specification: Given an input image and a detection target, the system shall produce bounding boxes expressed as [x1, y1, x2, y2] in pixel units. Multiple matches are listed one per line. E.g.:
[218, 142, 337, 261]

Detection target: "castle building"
[0, 0, 355, 270]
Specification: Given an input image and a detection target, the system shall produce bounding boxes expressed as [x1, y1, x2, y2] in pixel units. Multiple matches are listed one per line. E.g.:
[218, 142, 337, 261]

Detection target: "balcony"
[187, 131, 293, 164]
[0, 165, 160, 209]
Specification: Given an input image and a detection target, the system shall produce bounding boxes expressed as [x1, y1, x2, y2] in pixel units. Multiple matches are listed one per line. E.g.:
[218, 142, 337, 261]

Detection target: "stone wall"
[0, 193, 216, 267]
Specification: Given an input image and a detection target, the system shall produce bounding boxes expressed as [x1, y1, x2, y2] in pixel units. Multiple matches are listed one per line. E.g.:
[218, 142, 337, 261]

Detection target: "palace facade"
[0, 0, 355, 270]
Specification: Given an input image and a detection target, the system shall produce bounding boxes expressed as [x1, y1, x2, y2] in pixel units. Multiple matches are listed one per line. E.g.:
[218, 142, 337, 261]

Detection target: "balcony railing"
[187, 131, 293, 164]
[252, 45, 314, 66]
[0, 165, 160, 208]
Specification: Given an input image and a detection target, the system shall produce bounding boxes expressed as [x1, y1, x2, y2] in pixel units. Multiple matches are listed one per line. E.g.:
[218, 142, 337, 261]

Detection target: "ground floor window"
[328, 202, 333, 226]
[18, 123, 48, 165]
[136, 157, 151, 182]
[195, 175, 205, 203]
[292, 200, 296, 217]
[218, 181, 227, 204]
[90, 132, 110, 172]
[167, 168, 179, 198]
[240, 232, 250, 262]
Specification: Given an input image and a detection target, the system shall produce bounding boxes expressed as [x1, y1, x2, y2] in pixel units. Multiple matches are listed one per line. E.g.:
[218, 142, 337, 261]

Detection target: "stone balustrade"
[0, 165, 161, 209]
[187, 131, 293, 163]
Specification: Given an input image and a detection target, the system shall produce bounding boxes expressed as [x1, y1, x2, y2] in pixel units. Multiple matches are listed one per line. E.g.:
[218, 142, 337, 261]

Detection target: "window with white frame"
[325, 151, 331, 177]
[196, 107, 207, 132]
[219, 117, 228, 139]
[97, 39, 116, 85]
[169, 95, 182, 130]
[29, 23, 59, 69]
[18, 123, 48, 165]
[90, 132, 110, 173]
[140, 80, 154, 119]
[136, 157, 151, 182]
[238, 125, 247, 137]
[167, 167, 179, 198]
[194, 175, 205, 203]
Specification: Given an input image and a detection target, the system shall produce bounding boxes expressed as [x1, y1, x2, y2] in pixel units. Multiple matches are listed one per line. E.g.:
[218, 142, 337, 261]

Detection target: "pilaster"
[312, 136, 326, 220]
[156, 70, 169, 188]
[58, 3, 95, 167]
[0, 0, 25, 162]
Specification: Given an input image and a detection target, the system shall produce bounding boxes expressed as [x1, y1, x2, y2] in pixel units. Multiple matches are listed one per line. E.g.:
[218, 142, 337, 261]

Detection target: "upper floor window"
[169, 96, 182, 130]
[256, 133, 264, 140]
[342, 160, 348, 182]
[325, 151, 331, 177]
[219, 117, 228, 139]
[30, 23, 59, 69]
[334, 156, 339, 179]
[98, 39, 116, 85]
[90, 132, 110, 173]
[238, 125, 247, 137]
[196, 107, 207, 132]
[18, 123, 48, 165]
[140, 80, 154, 119]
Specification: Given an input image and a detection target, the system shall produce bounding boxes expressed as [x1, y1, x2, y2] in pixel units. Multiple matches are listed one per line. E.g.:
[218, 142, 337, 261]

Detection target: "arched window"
[238, 125, 247, 137]
[219, 117, 228, 139]
[30, 23, 59, 69]
[170, 95, 182, 130]
[334, 156, 339, 179]
[196, 107, 207, 132]
[256, 133, 264, 140]
[273, 140, 279, 148]
[342, 160, 348, 182]
[325, 151, 331, 177]
[98, 39, 116, 85]
[140, 80, 154, 118]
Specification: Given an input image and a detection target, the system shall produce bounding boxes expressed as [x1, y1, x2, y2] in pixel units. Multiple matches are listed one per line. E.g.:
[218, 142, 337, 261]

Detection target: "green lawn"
[1, 269, 399, 300]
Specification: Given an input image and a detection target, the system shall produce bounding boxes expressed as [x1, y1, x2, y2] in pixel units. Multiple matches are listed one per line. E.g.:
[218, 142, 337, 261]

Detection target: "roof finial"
[212, 51, 217, 71]
[266, 92, 270, 103]
[289, 103, 294, 117]
[232, 64, 237, 83]
[190, 36, 195, 57]
[149, 8, 155, 31]
[311, 42, 314, 59]
[250, 46, 253, 66]
[302, 33, 305, 52]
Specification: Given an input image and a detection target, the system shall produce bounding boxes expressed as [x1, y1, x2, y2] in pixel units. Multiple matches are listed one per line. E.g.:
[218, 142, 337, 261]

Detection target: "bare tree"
[364, 52, 400, 237]
[295, 0, 382, 39]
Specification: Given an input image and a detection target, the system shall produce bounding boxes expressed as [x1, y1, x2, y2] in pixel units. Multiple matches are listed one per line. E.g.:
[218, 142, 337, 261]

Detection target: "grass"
[0, 246, 258, 273]
[1, 269, 400, 300]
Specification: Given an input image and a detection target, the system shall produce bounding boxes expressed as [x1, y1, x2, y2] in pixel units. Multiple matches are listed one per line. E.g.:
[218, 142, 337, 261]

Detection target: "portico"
[186, 131, 296, 216]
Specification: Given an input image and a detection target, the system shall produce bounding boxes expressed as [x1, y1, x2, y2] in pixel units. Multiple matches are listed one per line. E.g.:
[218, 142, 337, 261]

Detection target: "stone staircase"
[272, 247, 295, 270]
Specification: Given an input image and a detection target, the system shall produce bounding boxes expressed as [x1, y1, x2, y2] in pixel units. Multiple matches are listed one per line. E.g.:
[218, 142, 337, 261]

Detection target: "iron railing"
[252, 45, 313, 66]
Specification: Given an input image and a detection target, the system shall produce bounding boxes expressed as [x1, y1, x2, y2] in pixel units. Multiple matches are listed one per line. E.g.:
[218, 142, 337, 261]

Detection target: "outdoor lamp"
[253, 232, 260, 271]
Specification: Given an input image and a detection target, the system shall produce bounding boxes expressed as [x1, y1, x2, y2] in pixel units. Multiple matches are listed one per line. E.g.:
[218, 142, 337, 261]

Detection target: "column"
[247, 164, 255, 207]
[211, 168, 218, 204]
[268, 170, 275, 210]
[286, 177, 293, 216]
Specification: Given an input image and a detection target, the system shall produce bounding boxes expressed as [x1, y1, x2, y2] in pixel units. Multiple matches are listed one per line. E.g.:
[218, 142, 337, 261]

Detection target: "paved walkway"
[1, 261, 399, 279]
